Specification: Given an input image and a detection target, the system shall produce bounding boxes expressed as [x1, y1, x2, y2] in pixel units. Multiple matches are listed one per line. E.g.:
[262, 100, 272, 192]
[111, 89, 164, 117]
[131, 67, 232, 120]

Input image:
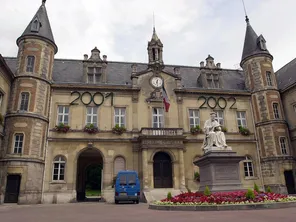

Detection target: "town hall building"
[0, 1, 296, 204]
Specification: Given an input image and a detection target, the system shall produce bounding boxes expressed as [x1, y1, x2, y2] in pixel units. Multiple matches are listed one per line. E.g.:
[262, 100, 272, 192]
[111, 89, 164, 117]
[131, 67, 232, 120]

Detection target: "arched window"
[114, 156, 126, 176]
[52, 156, 66, 181]
[243, 156, 254, 178]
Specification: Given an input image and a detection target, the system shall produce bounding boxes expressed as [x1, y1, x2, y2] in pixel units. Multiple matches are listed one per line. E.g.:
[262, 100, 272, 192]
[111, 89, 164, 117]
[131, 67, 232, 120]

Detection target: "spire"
[17, 1, 57, 53]
[240, 16, 272, 64]
[151, 27, 160, 42]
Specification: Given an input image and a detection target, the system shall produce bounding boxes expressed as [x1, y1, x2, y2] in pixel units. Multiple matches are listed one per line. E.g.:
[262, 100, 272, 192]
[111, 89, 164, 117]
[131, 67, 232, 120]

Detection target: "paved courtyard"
[0, 202, 296, 222]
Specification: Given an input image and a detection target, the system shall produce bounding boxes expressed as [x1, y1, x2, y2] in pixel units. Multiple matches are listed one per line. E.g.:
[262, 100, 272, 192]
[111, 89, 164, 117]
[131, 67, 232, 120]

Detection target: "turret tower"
[240, 16, 293, 193]
[1, 0, 57, 204]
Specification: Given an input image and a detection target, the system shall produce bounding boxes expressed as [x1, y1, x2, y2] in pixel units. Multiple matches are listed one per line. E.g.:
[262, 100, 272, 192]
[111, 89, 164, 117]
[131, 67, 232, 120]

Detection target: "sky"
[0, 0, 295, 71]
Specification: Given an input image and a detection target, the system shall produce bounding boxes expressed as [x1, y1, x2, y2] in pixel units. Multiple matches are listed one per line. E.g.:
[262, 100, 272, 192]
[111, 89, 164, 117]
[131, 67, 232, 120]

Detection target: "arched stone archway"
[76, 148, 103, 201]
[153, 152, 173, 188]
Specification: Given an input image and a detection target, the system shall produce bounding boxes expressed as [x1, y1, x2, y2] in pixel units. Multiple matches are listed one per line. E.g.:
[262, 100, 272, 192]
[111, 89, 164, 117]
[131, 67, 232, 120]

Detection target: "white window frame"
[26, 56, 35, 72]
[13, 133, 24, 154]
[215, 110, 224, 125]
[237, 111, 247, 128]
[114, 107, 126, 127]
[19, 92, 30, 112]
[152, 107, 164, 128]
[266, 71, 273, 86]
[87, 67, 102, 83]
[57, 105, 69, 125]
[52, 156, 66, 181]
[86, 107, 98, 127]
[279, 137, 288, 155]
[189, 109, 200, 129]
[243, 156, 254, 178]
[273, 103, 280, 119]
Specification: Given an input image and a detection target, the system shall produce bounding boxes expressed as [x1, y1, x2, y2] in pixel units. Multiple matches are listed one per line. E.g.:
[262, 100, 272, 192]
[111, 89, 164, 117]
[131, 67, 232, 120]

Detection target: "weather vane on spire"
[241, 0, 249, 23]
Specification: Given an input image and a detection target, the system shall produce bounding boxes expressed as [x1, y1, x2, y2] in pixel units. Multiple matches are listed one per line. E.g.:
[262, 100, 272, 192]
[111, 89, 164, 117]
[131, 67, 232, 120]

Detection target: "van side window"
[128, 174, 136, 185]
[119, 175, 126, 185]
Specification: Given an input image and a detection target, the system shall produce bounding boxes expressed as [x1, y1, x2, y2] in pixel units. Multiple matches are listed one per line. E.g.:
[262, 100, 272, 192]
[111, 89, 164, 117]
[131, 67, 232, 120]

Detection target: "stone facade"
[0, 2, 295, 204]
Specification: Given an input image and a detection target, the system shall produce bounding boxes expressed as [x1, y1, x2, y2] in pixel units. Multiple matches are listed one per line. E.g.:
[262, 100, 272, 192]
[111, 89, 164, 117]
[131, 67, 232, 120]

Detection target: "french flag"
[162, 85, 170, 112]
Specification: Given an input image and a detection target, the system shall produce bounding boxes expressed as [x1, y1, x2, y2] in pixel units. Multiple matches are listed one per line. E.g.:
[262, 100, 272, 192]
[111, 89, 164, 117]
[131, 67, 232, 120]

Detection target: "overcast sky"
[0, 0, 295, 71]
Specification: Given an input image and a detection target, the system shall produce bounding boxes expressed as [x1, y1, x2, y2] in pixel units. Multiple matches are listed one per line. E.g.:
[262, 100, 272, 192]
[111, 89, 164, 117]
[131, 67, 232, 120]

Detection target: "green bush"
[194, 172, 200, 181]
[266, 186, 272, 193]
[254, 183, 260, 192]
[204, 186, 211, 196]
[167, 192, 172, 200]
[245, 189, 255, 199]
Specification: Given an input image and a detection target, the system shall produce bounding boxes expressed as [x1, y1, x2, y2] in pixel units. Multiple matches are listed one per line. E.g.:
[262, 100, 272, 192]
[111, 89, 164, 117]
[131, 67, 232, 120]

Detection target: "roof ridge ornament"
[241, 0, 250, 25]
[42, 0, 46, 5]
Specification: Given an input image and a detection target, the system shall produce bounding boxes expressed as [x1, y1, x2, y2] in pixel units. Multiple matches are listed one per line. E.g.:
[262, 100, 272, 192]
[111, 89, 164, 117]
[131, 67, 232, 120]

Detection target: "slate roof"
[4, 57, 246, 91]
[275, 58, 296, 91]
[16, 2, 57, 53]
[241, 17, 271, 63]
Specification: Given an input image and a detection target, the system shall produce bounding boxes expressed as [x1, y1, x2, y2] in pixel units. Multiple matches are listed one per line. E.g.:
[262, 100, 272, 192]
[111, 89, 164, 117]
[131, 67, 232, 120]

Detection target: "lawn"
[86, 189, 101, 197]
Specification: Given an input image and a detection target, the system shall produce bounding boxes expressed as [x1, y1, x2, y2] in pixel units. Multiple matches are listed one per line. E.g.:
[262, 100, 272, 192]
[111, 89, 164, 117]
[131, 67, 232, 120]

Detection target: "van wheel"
[115, 200, 119, 204]
[135, 200, 139, 204]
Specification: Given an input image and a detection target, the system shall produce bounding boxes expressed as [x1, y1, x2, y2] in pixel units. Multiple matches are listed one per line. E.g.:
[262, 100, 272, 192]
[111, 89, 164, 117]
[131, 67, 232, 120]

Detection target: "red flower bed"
[160, 191, 290, 205]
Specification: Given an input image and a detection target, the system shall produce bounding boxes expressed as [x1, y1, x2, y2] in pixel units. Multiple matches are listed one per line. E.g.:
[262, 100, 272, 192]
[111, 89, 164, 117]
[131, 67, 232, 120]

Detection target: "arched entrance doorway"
[76, 148, 103, 201]
[153, 152, 173, 188]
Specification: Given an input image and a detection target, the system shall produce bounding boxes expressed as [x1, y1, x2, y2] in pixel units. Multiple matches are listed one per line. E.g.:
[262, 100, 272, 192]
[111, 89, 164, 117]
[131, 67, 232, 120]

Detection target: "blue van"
[114, 170, 140, 204]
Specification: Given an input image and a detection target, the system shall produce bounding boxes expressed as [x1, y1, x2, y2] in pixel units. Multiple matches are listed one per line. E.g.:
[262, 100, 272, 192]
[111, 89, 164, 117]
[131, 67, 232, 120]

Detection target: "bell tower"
[240, 16, 293, 193]
[147, 27, 164, 70]
[1, 0, 57, 204]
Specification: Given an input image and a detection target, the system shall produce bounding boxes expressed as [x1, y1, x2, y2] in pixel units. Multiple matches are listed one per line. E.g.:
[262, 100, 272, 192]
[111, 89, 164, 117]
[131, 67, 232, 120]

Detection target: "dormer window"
[207, 73, 219, 89]
[31, 17, 40, 32]
[87, 67, 102, 83]
[258, 35, 267, 51]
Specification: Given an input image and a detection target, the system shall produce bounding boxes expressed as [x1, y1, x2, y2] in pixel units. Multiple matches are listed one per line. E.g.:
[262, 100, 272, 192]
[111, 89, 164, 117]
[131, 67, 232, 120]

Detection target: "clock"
[151, 77, 163, 88]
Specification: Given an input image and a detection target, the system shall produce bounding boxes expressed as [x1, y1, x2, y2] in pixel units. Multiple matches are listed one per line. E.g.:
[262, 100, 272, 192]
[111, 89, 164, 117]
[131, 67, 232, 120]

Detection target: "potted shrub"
[239, 126, 250, 136]
[84, 124, 99, 134]
[190, 125, 202, 135]
[54, 123, 70, 133]
[194, 172, 200, 182]
[0, 113, 3, 125]
[214, 126, 227, 133]
[112, 124, 126, 135]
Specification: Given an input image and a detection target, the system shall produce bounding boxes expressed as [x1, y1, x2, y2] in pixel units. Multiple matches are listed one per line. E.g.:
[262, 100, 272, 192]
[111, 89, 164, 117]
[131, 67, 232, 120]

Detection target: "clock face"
[151, 77, 163, 88]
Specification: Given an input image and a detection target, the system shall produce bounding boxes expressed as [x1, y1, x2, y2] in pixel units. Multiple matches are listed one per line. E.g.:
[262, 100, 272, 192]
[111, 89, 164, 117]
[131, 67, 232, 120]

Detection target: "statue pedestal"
[194, 150, 245, 192]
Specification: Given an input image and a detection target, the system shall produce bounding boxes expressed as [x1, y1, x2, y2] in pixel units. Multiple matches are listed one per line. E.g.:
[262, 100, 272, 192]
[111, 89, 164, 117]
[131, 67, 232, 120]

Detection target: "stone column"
[103, 157, 113, 189]
[142, 149, 149, 190]
[178, 149, 186, 190]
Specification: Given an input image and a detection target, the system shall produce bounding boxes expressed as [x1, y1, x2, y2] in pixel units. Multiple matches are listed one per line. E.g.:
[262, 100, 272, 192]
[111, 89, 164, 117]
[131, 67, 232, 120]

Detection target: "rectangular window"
[114, 107, 126, 127]
[88, 67, 102, 83]
[244, 161, 254, 177]
[152, 108, 164, 128]
[26, 56, 35, 72]
[57, 106, 69, 125]
[0, 92, 3, 109]
[237, 111, 247, 127]
[86, 107, 97, 127]
[266, 71, 273, 86]
[19, 92, 29, 111]
[189, 109, 200, 128]
[216, 110, 224, 125]
[14, 133, 24, 154]
[279, 137, 288, 155]
[273, 103, 280, 119]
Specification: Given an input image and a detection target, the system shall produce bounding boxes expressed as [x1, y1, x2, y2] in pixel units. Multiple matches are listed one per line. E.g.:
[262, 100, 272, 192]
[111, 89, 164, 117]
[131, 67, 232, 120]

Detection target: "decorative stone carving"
[202, 112, 232, 153]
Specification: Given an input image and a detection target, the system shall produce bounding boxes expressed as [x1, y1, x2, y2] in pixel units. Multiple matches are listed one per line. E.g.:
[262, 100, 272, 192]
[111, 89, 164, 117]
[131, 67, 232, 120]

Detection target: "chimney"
[200, 61, 204, 67]
[103, 55, 107, 62]
[174, 67, 180, 75]
[131, 64, 137, 73]
[216, 63, 221, 68]
[84, 54, 88, 60]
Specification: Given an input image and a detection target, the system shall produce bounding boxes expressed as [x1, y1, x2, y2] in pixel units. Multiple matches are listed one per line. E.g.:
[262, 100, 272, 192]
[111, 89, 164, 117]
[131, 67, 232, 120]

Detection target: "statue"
[202, 112, 231, 153]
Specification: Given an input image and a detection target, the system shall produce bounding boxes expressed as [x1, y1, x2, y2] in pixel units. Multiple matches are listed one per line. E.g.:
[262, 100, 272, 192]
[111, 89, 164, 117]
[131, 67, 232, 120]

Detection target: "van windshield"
[119, 175, 127, 185]
[128, 174, 136, 185]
